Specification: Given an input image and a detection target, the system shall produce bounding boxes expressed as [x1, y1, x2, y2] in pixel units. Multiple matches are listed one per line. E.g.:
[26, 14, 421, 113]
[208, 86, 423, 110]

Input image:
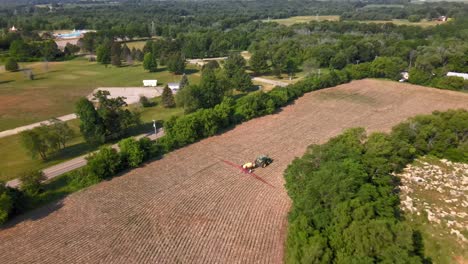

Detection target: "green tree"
[86, 146, 121, 180]
[371, 57, 406, 80]
[162, 85, 176, 108]
[93, 90, 141, 140]
[224, 52, 246, 78]
[249, 50, 270, 75]
[19, 170, 46, 196]
[96, 41, 111, 67]
[5, 57, 19, 72]
[20, 126, 59, 160]
[179, 73, 189, 90]
[232, 70, 253, 92]
[49, 119, 74, 148]
[330, 51, 348, 70]
[143, 52, 157, 72]
[111, 42, 122, 67]
[119, 138, 145, 168]
[75, 98, 105, 145]
[167, 52, 185, 74]
[9, 39, 29, 61]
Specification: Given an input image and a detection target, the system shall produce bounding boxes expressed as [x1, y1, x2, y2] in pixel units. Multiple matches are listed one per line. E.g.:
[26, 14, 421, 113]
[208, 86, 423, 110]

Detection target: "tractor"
[254, 155, 273, 168]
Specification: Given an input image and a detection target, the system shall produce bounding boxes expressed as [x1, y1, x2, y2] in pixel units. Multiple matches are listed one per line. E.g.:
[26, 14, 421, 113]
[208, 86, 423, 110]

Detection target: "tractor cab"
[254, 155, 273, 168]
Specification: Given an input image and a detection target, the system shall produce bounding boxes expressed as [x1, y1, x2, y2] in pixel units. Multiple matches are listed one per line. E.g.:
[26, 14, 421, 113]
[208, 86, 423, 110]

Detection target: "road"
[0, 114, 78, 139]
[252, 77, 289, 87]
[6, 129, 165, 188]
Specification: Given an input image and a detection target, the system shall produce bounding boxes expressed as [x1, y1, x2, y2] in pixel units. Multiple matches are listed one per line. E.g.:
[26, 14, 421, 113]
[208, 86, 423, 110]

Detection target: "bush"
[86, 146, 121, 180]
[0, 182, 14, 224]
[19, 170, 46, 196]
[408, 15, 422, 22]
[119, 138, 145, 168]
[139, 96, 154, 107]
[5, 57, 19, 72]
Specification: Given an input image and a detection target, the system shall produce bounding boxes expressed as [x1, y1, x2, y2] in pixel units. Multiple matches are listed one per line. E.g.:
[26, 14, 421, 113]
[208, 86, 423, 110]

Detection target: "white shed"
[447, 72, 468, 80]
[143, 80, 158, 87]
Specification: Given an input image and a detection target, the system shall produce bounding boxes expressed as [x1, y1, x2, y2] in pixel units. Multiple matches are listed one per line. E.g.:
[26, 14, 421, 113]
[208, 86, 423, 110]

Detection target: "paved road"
[252, 77, 289, 87]
[0, 114, 78, 139]
[6, 129, 165, 188]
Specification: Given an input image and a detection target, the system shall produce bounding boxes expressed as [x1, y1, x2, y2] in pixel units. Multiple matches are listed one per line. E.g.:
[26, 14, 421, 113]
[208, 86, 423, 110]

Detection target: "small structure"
[399, 71, 409, 82]
[143, 80, 158, 87]
[9, 26, 18, 32]
[168, 82, 180, 93]
[437, 16, 448, 22]
[447, 72, 468, 80]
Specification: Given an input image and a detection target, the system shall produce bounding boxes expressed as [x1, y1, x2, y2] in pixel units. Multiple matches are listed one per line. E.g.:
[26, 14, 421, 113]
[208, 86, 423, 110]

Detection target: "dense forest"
[284, 109, 468, 263]
[1, 0, 467, 90]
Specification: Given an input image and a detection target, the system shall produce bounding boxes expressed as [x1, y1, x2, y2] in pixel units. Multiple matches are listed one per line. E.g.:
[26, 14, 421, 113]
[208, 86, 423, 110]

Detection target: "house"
[447, 72, 468, 80]
[143, 80, 158, 87]
[168, 83, 180, 93]
[9, 26, 18, 32]
[437, 16, 448, 22]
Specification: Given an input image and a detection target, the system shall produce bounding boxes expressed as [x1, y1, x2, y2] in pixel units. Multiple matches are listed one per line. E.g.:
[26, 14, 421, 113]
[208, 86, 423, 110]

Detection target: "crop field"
[359, 19, 448, 27]
[0, 57, 199, 131]
[1, 79, 467, 263]
[262, 15, 340, 26]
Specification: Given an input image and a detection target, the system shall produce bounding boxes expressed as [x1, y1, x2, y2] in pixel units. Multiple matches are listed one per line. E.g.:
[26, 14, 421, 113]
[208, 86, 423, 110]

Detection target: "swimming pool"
[56, 30, 88, 39]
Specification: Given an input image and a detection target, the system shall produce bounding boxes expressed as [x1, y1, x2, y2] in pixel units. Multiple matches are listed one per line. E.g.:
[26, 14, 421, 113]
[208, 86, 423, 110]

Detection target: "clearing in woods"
[262, 15, 340, 26]
[0, 79, 467, 263]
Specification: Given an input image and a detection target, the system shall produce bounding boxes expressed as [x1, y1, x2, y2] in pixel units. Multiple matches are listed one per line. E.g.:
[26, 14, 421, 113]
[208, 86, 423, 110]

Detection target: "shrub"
[139, 96, 154, 107]
[119, 138, 145, 168]
[5, 58, 19, 72]
[86, 146, 121, 180]
[0, 182, 14, 224]
[19, 170, 46, 196]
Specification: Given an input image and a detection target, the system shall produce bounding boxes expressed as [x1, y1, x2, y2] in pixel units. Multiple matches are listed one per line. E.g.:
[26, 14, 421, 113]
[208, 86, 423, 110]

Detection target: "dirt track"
[1, 79, 467, 263]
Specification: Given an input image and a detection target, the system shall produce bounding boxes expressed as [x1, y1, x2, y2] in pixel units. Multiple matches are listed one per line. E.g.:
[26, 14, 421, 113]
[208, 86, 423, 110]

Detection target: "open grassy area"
[0, 97, 184, 182]
[261, 15, 340, 26]
[359, 19, 448, 27]
[0, 56, 200, 131]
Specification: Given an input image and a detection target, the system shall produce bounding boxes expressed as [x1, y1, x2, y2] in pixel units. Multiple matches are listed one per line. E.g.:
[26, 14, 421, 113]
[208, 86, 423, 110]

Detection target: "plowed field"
[1, 79, 467, 263]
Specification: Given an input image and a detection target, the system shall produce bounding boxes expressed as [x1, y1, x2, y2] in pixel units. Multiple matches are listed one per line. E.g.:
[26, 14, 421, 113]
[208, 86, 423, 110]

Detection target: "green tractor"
[254, 155, 273, 168]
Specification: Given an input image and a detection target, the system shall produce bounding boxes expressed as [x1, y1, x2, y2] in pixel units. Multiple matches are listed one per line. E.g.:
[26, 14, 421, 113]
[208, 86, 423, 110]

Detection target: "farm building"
[143, 80, 158, 87]
[168, 82, 180, 93]
[447, 72, 468, 80]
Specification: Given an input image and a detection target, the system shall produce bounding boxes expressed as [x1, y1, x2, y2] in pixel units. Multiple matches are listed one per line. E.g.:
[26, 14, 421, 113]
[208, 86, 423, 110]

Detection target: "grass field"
[1, 79, 467, 262]
[0, 57, 200, 131]
[359, 19, 448, 27]
[262, 15, 340, 26]
[0, 97, 184, 182]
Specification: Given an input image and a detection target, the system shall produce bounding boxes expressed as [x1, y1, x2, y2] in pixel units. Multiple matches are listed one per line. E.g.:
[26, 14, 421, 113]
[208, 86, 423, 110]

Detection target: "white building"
[168, 83, 180, 93]
[143, 80, 158, 87]
[447, 72, 468, 80]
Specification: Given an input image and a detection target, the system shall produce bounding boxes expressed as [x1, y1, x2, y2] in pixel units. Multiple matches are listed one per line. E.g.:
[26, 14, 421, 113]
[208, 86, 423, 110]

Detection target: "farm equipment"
[241, 155, 273, 173]
[254, 155, 273, 168]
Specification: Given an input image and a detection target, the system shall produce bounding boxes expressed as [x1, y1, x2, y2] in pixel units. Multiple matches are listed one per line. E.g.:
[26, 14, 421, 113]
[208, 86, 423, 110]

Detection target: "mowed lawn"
[262, 15, 340, 26]
[0, 98, 184, 182]
[0, 57, 200, 131]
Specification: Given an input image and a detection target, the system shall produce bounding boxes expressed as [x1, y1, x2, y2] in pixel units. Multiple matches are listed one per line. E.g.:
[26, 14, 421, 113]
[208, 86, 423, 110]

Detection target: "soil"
[0, 79, 467, 263]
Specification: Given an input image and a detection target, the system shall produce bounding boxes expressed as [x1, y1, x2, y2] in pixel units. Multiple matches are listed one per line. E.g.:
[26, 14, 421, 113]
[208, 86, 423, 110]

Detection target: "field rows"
[0, 79, 467, 263]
